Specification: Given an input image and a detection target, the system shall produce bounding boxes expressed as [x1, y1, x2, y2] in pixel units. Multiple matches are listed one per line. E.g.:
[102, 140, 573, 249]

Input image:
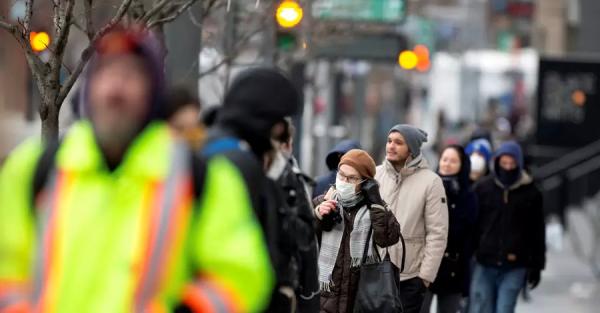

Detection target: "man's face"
[89, 55, 151, 144]
[386, 131, 410, 163]
[498, 155, 517, 171]
[169, 105, 200, 136]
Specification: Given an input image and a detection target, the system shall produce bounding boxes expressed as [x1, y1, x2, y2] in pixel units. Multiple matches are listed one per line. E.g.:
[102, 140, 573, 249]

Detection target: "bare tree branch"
[201, 0, 221, 19]
[146, 0, 199, 28]
[140, 0, 170, 24]
[84, 0, 94, 40]
[53, 0, 75, 59]
[0, 16, 47, 76]
[24, 0, 34, 34]
[199, 25, 262, 78]
[57, 0, 134, 107]
[199, 55, 233, 78]
[0, 19, 16, 32]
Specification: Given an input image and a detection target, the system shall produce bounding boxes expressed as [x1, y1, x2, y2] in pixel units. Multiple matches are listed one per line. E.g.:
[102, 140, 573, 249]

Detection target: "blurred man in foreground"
[0, 25, 273, 312]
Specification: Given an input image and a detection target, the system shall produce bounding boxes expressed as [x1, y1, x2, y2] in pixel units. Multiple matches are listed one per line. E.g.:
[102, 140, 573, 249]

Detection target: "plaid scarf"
[318, 202, 377, 292]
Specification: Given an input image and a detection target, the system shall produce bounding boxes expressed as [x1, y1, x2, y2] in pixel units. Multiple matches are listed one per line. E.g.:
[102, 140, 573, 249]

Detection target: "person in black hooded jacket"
[421, 145, 478, 313]
[204, 67, 315, 313]
[313, 140, 362, 198]
[469, 141, 545, 313]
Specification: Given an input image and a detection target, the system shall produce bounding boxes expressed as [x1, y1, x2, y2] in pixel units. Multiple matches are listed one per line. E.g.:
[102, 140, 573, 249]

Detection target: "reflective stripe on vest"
[33, 170, 75, 312]
[134, 142, 194, 311]
[182, 279, 239, 313]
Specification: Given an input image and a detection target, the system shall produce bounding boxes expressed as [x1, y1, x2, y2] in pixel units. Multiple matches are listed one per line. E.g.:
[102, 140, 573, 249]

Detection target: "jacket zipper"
[499, 188, 509, 265]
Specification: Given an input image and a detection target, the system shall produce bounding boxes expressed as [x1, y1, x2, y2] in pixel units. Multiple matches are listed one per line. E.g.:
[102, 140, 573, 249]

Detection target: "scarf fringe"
[320, 281, 334, 292]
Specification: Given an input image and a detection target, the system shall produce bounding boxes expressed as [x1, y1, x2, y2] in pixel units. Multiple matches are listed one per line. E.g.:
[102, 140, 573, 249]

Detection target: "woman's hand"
[318, 200, 338, 217]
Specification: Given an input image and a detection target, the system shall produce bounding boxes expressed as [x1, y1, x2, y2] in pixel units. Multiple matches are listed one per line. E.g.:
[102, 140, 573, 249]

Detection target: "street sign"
[312, 34, 407, 61]
[313, 0, 406, 24]
[536, 57, 600, 147]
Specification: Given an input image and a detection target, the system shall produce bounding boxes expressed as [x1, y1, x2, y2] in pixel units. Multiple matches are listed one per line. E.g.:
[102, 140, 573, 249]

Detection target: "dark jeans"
[421, 290, 463, 313]
[400, 277, 427, 313]
[468, 263, 527, 313]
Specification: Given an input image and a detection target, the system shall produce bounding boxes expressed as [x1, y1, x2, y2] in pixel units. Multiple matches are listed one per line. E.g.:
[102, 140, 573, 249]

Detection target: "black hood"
[217, 67, 300, 157]
[438, 144, 471, 191]
[325, 139, 362, 171]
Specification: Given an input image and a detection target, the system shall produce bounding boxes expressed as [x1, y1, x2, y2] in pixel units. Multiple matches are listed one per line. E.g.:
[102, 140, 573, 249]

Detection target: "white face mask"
[470, 154, 486, 173]
[335, 179, 358, 201]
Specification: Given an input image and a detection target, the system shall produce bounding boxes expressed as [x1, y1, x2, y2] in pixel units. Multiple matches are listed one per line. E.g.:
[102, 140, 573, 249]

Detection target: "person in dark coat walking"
[313, 140, 362, 198]
[469, 141, 546, 313]
[421, 145, 479, 313]
[314, 149, 401, 313]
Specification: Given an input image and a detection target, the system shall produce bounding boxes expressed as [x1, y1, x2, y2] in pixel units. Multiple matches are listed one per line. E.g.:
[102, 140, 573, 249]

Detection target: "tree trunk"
[40, 98, 60, 143]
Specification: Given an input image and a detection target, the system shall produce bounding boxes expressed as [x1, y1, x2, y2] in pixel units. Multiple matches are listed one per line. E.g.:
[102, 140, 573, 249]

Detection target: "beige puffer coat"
[375, 155, 449, 283]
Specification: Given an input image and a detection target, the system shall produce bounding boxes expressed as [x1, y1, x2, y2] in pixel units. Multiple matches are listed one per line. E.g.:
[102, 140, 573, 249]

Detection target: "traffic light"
[398, 50, 418, 70]
[276, 0, 303, 28]
[30, 31, 51, 52]
[275, 1, 304, 52]
[414, 44, 430, 72]
[398, 44, 431, 72]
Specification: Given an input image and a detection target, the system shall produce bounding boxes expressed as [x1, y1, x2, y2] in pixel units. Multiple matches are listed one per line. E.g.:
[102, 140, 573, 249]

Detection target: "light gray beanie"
[389, 124, 428, 157]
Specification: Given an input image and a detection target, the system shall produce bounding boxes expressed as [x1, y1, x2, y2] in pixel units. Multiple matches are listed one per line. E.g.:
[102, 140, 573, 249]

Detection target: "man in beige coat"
[375, 124, 449, 313]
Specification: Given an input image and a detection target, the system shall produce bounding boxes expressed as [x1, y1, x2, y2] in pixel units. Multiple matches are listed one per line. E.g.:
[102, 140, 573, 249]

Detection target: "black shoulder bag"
[353, 225, 406, 313]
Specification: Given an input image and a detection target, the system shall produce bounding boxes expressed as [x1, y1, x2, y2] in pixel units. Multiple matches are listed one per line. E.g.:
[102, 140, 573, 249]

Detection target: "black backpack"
[276, 159, 320, 312]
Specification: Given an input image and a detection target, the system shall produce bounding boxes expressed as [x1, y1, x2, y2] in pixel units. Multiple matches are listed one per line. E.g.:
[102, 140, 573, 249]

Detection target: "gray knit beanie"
[389, 124, 428, 157]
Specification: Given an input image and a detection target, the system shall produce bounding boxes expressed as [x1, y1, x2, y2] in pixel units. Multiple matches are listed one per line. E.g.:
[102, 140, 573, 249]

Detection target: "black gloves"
[527, 269, 541, 290]
[362, 179, 386, 207]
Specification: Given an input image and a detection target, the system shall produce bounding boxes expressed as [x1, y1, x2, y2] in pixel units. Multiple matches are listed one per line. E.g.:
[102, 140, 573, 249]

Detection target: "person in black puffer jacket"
[468, 141, 545, 313]
[421, 145, 479, 313]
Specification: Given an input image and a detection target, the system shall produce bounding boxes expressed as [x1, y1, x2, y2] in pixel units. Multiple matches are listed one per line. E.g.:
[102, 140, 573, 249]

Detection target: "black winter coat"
[430, 177, 478, 296]
[473, 173, 546, 271]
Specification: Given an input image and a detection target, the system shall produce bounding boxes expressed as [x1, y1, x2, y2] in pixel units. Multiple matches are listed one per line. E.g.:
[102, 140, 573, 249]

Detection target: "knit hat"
[338, 149, 376, 180]
[389, 124, 428, 158]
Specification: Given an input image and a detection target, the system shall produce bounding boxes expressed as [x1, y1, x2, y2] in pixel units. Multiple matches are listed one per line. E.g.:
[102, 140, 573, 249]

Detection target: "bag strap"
[396, 232, 406, 273]
[31, 139, 61, 209]
[360, 203, 407, 273]
[360, 227, 375, 265]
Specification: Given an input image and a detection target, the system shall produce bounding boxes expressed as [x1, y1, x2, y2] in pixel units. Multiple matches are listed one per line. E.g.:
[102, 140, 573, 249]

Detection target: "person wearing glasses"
[314, 149, 401, 313]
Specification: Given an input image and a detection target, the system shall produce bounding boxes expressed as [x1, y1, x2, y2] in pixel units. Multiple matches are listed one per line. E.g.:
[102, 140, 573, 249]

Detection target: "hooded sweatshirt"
[77, 26, 167, 170]
[473, 141, 546, 270]
[216, 67, 300, 159]
[313, 140, 362, 198]
[210, 67, 304, 313]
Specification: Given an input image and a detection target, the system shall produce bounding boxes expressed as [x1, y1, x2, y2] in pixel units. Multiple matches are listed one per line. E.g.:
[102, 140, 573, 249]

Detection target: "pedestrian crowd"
[0, 25, 546, 313]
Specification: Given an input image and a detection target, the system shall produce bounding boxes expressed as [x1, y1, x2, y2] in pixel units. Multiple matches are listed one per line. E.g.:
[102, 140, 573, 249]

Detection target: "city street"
[517, 234, 600, 313]
[517, 233, 600, 313]
[2, 1, 600, 312]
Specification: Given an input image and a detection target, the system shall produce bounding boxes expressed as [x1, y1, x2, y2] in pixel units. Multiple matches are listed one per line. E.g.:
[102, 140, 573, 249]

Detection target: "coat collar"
[56, 121, 174, 179]
[494, 170, 533, 190]
[382, 153, 429, 178]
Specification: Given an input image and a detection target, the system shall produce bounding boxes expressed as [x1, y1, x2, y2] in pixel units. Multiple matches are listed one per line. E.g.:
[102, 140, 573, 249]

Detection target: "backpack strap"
[31, 139, 61, 208]
[200, 137, 247, 158]
[192, 136, 251, 200]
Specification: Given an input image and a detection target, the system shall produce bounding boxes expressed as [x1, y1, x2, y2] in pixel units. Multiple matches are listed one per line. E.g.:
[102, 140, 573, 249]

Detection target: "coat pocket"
[399, 237, 425, 276]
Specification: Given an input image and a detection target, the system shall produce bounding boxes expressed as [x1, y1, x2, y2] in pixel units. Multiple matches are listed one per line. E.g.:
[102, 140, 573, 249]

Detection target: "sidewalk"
[516, 234, 600, 313]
